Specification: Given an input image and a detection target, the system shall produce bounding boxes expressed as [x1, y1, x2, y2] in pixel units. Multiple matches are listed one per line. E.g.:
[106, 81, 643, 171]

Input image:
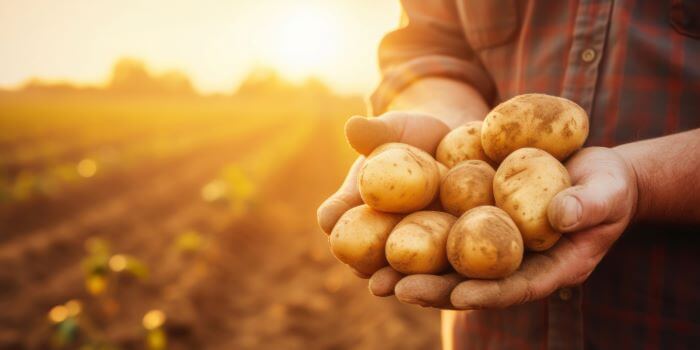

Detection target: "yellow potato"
[481, 94, 589, 163]
[436, 121, 493, 168]
[437, 162, 448, 181]
[330, 205, 402, 275]
[423, 162, 448, 211]
[358, 143, 440, 213]
[424, 162, 448, 211]
[439, 160, 495, 216]
[493, 148, 571, 251]
[385, 211, 457, 274]
[447, 206, 523, 279]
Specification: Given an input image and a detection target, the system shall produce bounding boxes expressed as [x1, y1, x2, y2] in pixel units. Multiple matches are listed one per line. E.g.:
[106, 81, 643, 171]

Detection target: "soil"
[0, 114, 440, 349]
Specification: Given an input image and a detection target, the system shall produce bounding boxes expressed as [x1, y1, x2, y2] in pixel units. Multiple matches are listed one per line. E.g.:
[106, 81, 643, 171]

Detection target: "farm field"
[0, 81, 440, 349]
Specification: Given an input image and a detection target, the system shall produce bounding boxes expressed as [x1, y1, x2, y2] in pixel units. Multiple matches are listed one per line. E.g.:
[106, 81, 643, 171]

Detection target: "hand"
[316, 111, 453, 277]
[370, 147, 639, 309]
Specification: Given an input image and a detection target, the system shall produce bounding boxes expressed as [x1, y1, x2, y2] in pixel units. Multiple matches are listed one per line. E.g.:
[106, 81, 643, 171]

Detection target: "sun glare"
[265, 6, 343, 79]
[0, 1, 402, 93]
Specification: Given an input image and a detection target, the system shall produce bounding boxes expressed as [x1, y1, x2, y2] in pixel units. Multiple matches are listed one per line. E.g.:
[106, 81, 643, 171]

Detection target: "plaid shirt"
[371, 1, 700, 349]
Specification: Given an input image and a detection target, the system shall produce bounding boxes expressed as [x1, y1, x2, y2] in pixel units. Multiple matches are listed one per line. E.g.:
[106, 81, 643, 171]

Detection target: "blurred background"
[0, 1, 440, 349]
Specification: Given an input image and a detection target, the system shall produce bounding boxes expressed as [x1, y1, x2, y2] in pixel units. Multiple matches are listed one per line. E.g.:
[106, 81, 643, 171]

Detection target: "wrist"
[385, 106, 478, 130]
[612, 144, 646, 222]
[386, 78, 489, 129]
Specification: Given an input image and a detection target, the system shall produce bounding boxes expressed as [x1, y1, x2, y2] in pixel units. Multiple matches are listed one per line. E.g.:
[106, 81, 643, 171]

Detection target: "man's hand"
[317, 112, 451, 230]
[316, 111, 452, 276]
[370, 147, 639, 309]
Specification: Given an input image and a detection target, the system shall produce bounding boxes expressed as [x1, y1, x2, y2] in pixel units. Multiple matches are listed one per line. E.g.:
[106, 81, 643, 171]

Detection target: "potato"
[358, 143, 441, 213]
[446, 206, 523, 279]
[437, 162, 448, 181]
[424, 162, 448, 211]
[493, 148, 571, 251]
[386, 211, 456, 274]
[330, 205, 402, 275]
[436, 121, 493, 168]
[481, 94, 589, 163]
[439, 160, 495, 216]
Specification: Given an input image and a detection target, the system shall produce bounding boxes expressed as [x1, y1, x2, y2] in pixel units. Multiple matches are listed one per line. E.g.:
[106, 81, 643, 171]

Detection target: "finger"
[368, 266, 403, 297]
[395, 273, 463, 308]
[345, 112, 450, 156]
[548, 166, 629, 233]
[317, 157, 364, 234]
[350, 267, 371, 279]
[449, 235, 594, 310]
[451, 252, 561, 309]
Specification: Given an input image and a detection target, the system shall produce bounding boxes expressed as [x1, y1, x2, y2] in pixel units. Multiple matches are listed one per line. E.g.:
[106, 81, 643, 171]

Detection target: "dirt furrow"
[0, 123, 288, 303]
[0, 118, 280, 242]
[0, 119, 321, 349]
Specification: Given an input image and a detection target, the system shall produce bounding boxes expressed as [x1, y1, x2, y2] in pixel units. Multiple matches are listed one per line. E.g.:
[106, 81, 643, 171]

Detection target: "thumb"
[345, 112, 451, 156]
[317, 157, 364, 234]
[548, 172, 629, 233]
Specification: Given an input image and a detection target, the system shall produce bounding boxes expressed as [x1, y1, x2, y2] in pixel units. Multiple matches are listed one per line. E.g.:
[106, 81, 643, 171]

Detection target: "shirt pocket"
[457, 0, 520, 50]
[670, 0, 700, 38]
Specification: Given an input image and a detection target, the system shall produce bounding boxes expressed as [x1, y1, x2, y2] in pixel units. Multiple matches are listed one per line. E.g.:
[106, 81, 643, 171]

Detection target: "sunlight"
[265, 6, 343, 79]
[0, 0, 401, 93]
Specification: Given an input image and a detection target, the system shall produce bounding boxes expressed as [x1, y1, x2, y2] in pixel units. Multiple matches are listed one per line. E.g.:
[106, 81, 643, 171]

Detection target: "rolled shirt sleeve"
[369, 0, 496, 115]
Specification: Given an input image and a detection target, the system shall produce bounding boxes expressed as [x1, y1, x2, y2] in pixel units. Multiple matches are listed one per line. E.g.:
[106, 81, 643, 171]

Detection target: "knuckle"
[570, 269, 593, 285]
[609, 177, 628, 199]
[515, 280, 537, 305]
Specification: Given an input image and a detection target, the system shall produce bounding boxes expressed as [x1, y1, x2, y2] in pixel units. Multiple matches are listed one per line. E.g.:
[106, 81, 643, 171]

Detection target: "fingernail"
[559, 196, 582, 228]
[398, 296, 428, 307]
[450, 298, 477, 310]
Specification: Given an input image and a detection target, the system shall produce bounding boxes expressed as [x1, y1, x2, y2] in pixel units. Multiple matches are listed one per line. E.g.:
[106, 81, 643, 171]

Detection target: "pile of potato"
[330, 93, 589, 279]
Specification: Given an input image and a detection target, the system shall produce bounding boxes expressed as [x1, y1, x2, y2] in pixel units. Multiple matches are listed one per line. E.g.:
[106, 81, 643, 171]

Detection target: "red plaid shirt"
[371, 1, 700, 349]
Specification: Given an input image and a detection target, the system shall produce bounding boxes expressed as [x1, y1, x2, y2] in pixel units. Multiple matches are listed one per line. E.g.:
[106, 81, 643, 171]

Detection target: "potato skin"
[437, 162, 448, 182]
[481, 94, 589, 163]
[424, 162, 448, 211]
[436, 121, 493, 168]
[447, 206, 523, 279]
[386, 211, 457, 274]
[359, 143, 440, 213]
[330, 205, 402, 275]
[493, 148, 571, 251]
[440, 160, 495, 216]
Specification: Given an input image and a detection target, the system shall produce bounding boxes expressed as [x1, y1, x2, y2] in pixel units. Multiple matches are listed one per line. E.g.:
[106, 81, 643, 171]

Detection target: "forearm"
[614, 128, 700, 223]
[387, 77, 490, 129]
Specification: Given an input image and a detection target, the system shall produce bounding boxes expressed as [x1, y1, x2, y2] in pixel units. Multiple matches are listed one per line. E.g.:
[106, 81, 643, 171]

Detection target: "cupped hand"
[316, 111, 452, 277]
[316, 111, 451, 231]
[370, 147, 639, 309]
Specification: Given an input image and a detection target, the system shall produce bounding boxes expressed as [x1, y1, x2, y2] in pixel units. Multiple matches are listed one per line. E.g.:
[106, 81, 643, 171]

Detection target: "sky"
[0, 0, 401, 94]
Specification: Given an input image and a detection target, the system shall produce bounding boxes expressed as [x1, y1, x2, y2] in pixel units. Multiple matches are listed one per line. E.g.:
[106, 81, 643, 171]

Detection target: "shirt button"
[581, 48, 596, 63]
[559, 288, 572, 301]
